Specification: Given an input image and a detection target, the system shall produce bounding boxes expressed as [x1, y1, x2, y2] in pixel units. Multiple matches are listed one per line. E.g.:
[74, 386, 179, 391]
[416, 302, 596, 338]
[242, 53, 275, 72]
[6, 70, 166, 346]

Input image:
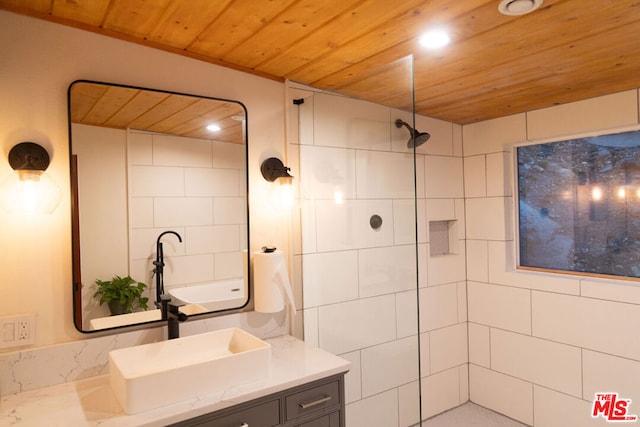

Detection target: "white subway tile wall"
[533, 387, 608, 427]
[293, 86, 640, 426]
[398, 381, 421, 426]
[302, 251, 359, 307]
[396, 290, 419, 338]
[470, 365, 534, 425]
[393, 198, 424, 244]
[464, 89, 640, 426]
[463, 155, 487, 198]
[468, 281, 531, 335]
[293, 89, 467, 426]
[526, 90, 639, 141]
[361, 336, 419, 397]
[491, 329, 582, 397]
[429, 323, 468, 373]
[347, 389, 400, 427]
[421, 367, 465, 419]
[582, 351, 640, 400]
[532, 291, 640, 361]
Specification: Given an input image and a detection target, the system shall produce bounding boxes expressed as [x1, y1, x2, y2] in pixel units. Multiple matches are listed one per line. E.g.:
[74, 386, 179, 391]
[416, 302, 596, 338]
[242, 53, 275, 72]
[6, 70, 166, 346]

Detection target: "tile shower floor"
[424, 403, 528, 427]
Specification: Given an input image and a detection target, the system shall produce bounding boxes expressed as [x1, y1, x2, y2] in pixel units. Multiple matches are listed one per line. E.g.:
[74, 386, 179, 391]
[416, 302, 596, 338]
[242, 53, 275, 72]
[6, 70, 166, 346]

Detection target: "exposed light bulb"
[0, 169, 61, 214]
[279, 181, 294, 207]
[206, 124, 221, 132]
[591, 186, 603, 201]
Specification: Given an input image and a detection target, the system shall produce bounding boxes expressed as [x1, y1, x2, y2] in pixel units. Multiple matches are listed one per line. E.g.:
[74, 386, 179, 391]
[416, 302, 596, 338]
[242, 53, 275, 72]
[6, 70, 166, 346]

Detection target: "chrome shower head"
[395, 119, 431, 148]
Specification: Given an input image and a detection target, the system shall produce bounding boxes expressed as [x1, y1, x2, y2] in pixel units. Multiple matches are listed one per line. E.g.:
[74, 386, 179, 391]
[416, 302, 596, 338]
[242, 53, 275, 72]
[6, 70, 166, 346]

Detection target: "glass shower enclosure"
[287, 55, 468, 426]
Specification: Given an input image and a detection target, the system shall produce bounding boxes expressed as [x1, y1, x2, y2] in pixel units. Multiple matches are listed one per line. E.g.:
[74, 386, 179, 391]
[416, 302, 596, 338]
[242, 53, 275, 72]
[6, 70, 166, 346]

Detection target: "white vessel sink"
[109, 328, 271, 414]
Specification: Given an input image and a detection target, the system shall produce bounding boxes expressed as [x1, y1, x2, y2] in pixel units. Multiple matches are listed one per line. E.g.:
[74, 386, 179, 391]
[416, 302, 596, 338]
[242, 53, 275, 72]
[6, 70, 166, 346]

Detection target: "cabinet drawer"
[296, 410, 340, 427]
[285, 380, 340, 421]
[188, 399, 280, 427]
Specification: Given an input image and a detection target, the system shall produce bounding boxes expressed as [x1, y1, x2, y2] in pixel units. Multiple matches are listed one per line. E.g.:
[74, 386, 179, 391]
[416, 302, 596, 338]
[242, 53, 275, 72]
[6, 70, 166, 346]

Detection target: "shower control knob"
[370, 214, 383, 230]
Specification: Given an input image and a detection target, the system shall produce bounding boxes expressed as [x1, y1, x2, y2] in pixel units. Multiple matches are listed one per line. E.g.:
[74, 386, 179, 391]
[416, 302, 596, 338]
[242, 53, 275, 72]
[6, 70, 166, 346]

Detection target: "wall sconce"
[260, 157, 293, 183]
[261, 157, 294, 207]
[0, 142, 61, 214]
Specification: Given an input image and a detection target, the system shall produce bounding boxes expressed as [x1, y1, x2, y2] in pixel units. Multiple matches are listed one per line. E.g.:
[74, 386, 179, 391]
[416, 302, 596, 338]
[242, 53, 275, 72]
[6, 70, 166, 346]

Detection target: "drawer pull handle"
[239, 423, 249, 427]
[299, 395, 332, 409]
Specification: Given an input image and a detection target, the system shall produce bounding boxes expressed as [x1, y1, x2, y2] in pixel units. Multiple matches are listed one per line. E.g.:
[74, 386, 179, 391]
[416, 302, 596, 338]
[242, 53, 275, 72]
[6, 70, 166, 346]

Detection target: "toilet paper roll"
[253, 249, 296, 314]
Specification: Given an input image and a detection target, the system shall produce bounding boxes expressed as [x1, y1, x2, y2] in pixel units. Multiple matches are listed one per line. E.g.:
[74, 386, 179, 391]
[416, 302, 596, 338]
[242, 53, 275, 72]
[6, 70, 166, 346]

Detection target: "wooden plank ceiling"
[3, 0, 640, 125]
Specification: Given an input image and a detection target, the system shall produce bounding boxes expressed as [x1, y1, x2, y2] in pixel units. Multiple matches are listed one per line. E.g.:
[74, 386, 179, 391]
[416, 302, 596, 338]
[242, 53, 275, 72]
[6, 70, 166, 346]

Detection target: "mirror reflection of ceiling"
[3, 1, 640, 124]
[70, 82, 245, 143]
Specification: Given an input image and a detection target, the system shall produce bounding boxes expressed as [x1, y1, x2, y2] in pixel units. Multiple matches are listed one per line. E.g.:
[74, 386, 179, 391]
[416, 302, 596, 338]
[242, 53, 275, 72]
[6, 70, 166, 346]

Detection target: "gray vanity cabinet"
[172, 374, 345, 427]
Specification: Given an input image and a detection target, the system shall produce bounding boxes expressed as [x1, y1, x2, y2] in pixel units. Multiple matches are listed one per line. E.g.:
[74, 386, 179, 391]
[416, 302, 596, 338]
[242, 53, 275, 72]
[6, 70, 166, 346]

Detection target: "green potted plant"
[93, 275, 149, 315]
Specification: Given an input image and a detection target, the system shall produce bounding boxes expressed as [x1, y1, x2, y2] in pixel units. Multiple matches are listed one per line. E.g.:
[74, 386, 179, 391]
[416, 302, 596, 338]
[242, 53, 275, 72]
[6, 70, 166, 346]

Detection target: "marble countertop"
[0, 335, 350, 427]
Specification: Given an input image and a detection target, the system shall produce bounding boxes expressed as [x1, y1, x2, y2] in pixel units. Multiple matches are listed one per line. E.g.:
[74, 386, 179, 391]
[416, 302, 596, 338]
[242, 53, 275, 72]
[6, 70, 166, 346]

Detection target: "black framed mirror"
[68, 80, 249, 332]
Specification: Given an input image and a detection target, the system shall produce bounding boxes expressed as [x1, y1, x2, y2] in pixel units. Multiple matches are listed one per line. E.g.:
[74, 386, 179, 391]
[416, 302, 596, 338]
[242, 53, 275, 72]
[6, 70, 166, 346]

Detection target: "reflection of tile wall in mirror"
[127, 130, 246, 294]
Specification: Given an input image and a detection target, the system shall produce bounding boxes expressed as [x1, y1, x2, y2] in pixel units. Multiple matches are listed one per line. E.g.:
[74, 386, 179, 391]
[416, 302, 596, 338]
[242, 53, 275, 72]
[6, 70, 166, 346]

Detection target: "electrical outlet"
[0, 314, 35, 348]
[18, 320, 30, 341]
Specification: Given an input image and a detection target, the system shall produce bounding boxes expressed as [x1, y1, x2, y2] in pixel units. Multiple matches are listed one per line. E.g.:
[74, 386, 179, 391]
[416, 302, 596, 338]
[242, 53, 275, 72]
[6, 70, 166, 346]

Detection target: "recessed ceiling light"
[206, 124, 221, 132]
[419, 29, 451, 50]
[498, 0, 543, 16]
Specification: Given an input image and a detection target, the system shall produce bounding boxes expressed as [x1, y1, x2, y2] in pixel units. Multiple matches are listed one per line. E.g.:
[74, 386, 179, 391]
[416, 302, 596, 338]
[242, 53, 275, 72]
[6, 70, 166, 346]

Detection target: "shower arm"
[395, 119, 418, 137]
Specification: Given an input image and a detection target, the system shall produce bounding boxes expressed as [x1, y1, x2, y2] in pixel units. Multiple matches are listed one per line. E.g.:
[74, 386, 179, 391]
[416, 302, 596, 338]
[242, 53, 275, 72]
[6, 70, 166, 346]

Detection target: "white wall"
[464, 89, 640, 426]
[0, 10, 288, 348]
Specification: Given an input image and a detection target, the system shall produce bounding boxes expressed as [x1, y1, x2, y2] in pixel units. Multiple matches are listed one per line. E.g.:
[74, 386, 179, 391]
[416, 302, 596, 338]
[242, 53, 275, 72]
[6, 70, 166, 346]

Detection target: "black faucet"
[159, 295, 188, 339]
[153, 231, 182, 307]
